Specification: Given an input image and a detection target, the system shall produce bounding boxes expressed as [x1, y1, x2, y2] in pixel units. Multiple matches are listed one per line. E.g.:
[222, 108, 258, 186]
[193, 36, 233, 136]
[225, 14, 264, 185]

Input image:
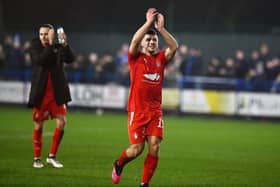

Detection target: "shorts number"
[157, 118, 164, 128]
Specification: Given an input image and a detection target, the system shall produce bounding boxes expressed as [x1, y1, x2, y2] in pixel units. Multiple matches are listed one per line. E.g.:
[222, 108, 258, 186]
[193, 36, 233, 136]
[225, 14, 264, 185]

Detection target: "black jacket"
[28, 38, 75, 108]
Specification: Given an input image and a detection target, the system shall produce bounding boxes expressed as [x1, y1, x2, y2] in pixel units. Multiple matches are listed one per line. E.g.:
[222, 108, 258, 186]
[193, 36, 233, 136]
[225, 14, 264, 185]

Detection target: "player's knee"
[34, 121, 44, 130]
[56, 117, 66, 129]
[129, 144, 144, 157]
[149, 142, 160, 153]
[134, 147, 144, 157]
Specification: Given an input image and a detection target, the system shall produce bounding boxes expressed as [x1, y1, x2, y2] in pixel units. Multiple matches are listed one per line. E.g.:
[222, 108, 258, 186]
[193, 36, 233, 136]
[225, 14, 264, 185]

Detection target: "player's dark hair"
[145, 29, 157, 35]
[40, 24, 54, 30]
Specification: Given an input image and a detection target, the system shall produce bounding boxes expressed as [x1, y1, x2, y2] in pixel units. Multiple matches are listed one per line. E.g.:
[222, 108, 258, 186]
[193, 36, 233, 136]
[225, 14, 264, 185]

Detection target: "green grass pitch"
[0, 105, 280, 187]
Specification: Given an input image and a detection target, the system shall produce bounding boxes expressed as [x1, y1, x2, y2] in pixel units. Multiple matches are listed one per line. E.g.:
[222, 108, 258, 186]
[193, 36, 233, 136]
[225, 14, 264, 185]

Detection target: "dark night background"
[1, 0, 280, 33]
[1, 0, 280, 63]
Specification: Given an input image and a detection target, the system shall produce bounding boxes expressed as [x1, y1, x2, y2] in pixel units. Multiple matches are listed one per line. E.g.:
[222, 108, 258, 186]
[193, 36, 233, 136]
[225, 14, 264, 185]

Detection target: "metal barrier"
[179, 76, 276, 92]
[1, 69, 279, 93]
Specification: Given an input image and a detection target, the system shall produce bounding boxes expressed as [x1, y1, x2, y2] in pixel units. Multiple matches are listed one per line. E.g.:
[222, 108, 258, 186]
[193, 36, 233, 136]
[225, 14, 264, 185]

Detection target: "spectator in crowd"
[265, 57, 280, 80]
[178, 44, 188, 59]
[68, 53, 87, 72]
[224, 57, 236, 78]
[249, 50, 264, 80]
[180, 47, 202, 76]
[115, 43, 129, 66]
[259, 43, 271, 62]
[96, 53, 116, 84]
[22, 41, 32, 68]
[176, 44, 189, 73]
[0, 44, 5, 69]
[66, 53, 86, 82]
[115, 43, 130, 85]
[3, 35, 13, 55]
[234, 49, 249, 79]
[7, 35, 24, 67]
[164, 62, 177, 87]
[206, 56, 222, 77]
[85, 52, 98, 82]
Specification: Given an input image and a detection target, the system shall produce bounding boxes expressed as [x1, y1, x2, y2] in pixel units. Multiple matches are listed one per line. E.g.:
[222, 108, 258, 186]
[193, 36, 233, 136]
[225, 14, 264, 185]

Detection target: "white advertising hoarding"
[1, 80, 280, 117]
[69, 84, 126, 108]
[180, 90, 210, 113]
[0, 81, 25, 103]
[0, 81, 127, 109]
[180, 90, 236, 114]
[237, 93, 280, 117]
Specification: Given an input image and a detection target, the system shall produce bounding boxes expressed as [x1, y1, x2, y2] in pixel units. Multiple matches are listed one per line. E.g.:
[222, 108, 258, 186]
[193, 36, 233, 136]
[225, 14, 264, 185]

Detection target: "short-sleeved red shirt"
[127, 50, 168, 113]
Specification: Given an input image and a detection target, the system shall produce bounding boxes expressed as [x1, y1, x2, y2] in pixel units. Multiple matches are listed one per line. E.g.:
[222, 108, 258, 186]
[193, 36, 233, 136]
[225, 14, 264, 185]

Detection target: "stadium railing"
[178, 76, 276, 93]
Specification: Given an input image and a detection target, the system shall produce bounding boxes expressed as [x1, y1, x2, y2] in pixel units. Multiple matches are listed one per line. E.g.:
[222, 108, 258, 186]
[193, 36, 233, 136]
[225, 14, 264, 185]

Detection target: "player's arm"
[155, 13, 178, 61]
[59, 45, 75, 64]
[59, 31, 75, 64]
[129, 8, 158, 57]
[30, 41, 56, 67]
[30, 28, 56, 67]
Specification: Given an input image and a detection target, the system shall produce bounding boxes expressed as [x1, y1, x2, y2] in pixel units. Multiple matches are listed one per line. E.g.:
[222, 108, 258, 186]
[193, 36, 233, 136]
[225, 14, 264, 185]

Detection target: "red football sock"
[118, 149, 134, 167]
[33, 129, 42, 158]
[141, 153, 159, 184]
[49, 128, 64, 156]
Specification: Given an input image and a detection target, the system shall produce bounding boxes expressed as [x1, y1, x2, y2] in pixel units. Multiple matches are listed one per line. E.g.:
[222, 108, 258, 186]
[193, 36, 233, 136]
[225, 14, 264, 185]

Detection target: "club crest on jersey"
[156, 61, 161, 67]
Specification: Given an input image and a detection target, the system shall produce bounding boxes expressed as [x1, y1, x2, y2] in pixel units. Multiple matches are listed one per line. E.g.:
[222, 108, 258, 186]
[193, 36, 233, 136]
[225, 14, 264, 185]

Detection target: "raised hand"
[58, 32, 68, 46]
[146, 8, 158, 24]
[48, 28, 55, 45]
[155, 13, 164, 31]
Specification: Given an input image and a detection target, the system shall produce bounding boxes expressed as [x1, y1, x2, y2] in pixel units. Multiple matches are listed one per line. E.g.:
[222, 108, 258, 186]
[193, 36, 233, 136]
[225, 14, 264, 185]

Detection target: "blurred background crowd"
[1, 33, 280, 92]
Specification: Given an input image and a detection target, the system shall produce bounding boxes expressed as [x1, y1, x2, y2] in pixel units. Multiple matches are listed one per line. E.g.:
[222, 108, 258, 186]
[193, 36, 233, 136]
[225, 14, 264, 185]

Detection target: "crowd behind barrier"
[1, 33, 280, 93]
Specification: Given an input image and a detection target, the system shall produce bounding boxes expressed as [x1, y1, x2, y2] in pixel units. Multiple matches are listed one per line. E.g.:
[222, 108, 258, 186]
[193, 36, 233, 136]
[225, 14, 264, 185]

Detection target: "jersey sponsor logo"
[143, 73, 160, 81]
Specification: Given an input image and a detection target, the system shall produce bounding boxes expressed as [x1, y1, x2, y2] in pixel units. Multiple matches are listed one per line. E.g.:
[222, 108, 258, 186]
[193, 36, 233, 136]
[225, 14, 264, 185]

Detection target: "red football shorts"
[32, 96, 67, 122]
[127, 111, 164, 144]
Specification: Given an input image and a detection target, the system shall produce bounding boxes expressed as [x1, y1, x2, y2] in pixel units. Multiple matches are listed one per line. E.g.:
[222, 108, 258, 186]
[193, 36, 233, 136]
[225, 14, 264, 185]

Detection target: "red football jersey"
[127, 50, 168, 113]
[45, 72, 54, 97]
